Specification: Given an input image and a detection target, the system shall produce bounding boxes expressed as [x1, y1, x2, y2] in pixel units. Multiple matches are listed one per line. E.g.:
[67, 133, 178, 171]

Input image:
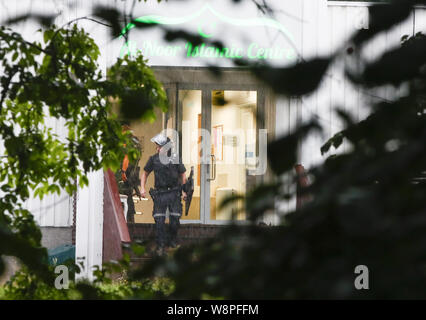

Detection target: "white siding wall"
[274, 2, 426, 216]
[1, 1, 107, 231]
[75, 169, 104, 281]
[0, 1, 78, 227]
[0, 1, 106, 278]
[296, 2, 426, 170]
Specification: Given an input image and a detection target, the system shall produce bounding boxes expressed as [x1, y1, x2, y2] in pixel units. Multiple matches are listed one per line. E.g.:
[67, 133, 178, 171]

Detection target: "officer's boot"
[154, 216, 166, 255]
[168, 215, 180, 248]
[126, 192, 135, 223]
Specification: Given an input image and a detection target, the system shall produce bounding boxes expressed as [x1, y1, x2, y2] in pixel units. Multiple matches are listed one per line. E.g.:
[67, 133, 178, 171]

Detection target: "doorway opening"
[121, 67, 272, 225]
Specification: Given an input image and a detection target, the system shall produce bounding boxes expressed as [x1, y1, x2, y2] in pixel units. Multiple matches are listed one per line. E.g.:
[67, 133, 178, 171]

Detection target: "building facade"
[2, 0, 425, 279]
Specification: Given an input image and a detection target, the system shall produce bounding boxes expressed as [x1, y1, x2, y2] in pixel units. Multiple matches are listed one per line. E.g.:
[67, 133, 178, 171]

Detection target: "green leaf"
[79, 176, 89, 188]
[131, 244, 146, 257]
[43, 29, 54, 44]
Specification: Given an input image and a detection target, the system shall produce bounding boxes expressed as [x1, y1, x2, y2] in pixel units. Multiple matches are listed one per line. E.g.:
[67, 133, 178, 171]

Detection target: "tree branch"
[0, 66, 18, 113]
[51, 16, 113, 42]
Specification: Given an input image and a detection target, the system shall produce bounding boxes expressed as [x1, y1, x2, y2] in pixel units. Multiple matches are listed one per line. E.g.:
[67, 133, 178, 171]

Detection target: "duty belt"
[149, 186, 181, 200]
[155, 186, 181, 192]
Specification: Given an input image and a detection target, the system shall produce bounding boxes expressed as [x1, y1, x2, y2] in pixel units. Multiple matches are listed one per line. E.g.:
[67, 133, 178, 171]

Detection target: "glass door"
[206, 90, 258, 223]
[178, 88, 259, 224]
[178, 89, 202, 222]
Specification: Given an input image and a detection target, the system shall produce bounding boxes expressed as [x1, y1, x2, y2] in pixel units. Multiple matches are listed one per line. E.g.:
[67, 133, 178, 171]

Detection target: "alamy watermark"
[54, 265, 69, 290]
[53, 263, 371, 291]
[354, 265, 369, 290]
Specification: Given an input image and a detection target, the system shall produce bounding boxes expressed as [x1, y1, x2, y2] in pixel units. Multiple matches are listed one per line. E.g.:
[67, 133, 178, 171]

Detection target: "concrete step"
[128, 246, 185, 268]
[127, 223, 224, 246]
[129, 256, 153, 268]
[126, 223, 225, 268]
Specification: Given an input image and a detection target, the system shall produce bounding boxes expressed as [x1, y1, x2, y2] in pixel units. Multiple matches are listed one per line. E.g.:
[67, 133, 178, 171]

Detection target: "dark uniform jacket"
[144, 153, 186, 189]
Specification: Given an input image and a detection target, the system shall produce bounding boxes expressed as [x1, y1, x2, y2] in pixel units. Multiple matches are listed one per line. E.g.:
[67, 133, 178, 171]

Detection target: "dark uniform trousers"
[126, 192, 135, 223]
[119, 162, 141, 224]
[152, 187, 182, 248]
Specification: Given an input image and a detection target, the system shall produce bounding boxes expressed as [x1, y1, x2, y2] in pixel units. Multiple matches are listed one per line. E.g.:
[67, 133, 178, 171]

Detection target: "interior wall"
[181, 90, 202, 220]
[210, 91, 257, 220]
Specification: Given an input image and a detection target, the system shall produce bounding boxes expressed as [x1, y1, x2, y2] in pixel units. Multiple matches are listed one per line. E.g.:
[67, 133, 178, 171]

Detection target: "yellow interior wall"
[180, 90, 202, 220]
[122, 90, 257, 223]
[210, 91, 257, 220]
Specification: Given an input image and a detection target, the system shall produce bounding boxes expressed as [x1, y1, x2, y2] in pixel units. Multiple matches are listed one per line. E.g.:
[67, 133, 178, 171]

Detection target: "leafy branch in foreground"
[129, 0, 426, 299]
[0, 21, 167, 284]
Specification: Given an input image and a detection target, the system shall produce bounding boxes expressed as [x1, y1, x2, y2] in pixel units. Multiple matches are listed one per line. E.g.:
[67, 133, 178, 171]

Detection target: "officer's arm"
[181, 173, 187, 200]
[140, 170, 150, 197]
[181, 173, 187, 186]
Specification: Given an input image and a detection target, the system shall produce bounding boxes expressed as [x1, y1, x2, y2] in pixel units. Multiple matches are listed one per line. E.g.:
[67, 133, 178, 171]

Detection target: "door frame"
[153, 66, 274, 225]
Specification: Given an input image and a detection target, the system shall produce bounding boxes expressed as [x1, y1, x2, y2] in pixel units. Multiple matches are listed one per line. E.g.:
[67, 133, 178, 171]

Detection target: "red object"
[294, 164, 311, 210]
[103, 169, 131, 263]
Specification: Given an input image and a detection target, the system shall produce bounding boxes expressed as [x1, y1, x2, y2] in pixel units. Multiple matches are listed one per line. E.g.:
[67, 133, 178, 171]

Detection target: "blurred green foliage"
[1, 0, 426, 300]
[0, 16, 167, 292]
[0, 266, 174, 300]
[129, 0, 426, 299]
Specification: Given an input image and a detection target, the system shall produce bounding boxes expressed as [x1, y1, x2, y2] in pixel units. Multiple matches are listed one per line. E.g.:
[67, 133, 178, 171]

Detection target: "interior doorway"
[124, 67, 271, 225]
[178, 89, 260, 224]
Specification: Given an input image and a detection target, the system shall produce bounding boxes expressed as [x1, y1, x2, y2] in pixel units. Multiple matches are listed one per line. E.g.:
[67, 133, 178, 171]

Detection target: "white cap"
[151, 133, 168, 146]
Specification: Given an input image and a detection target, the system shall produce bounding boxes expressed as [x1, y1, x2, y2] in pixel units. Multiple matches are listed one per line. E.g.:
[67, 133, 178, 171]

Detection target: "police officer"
[140, 133, 187, 255]
[116, 124, 142, 223]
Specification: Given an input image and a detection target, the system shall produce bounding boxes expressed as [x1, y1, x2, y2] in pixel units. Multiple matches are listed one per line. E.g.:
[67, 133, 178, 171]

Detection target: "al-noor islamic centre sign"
[118, 2, 301, 66]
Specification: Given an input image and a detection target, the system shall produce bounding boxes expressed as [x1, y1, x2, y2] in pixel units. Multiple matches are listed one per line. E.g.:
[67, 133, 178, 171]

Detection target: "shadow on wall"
[0, 256, 20, 286]
[295, 164, 312, 210]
